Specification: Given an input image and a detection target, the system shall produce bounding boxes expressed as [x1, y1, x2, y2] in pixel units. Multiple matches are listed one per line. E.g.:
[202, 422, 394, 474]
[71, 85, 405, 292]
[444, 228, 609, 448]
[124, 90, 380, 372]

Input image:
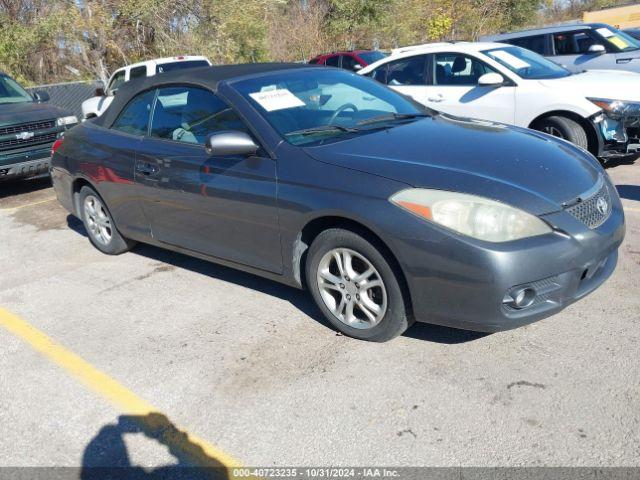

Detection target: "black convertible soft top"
[95, 63, 314, 127]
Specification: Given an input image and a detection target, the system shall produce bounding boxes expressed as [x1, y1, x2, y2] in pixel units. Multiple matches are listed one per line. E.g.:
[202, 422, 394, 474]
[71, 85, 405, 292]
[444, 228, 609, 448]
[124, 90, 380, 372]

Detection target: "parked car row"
[358, 41, 640, 160]
[49, 63, 625, 341]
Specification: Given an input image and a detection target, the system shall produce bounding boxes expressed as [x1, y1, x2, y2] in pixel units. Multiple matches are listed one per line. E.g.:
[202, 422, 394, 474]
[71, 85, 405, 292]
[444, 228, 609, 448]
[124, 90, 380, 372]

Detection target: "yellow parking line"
[0, 197, 57, 212]
[0, 306, 241, 469]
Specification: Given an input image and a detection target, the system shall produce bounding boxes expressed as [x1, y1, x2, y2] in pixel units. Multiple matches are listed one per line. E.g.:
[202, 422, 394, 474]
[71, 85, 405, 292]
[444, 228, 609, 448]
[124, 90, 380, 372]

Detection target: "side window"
[386, 55, 427, 86]
[433, 53, 497, 86]
[325, 55, 340, 67]
[108, 70, 126, 93]
[370, 64, 388, 84]
[341, 55, 359, 71]
[150, 86, 249, 145]
[553, 30, 598, 55]
[111, 89, 155, 136]
[129, 66, 147, 80]
[508, 35, 548, 55]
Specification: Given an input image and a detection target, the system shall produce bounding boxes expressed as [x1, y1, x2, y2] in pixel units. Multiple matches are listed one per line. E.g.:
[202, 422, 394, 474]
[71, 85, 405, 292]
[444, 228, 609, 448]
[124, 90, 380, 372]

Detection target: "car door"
[92, 89, 155, 238]
[423, 52, 516, 124]
[134, 85, 282, 273]
[550, 30, 615, 72]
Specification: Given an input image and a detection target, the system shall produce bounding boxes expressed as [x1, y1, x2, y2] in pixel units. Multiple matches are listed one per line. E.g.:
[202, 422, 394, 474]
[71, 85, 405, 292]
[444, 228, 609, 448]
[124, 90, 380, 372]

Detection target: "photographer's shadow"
[81, 413, 229, 480]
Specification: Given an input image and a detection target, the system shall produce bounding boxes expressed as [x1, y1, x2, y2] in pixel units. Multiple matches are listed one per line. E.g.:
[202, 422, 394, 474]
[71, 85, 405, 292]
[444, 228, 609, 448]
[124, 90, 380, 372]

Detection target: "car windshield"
[0, 75, 33, 104]
[358, 51, 387, 64]
[483, 46, 572, 80]
[593, 26, 640, 52]
[232, 68, 426, 146]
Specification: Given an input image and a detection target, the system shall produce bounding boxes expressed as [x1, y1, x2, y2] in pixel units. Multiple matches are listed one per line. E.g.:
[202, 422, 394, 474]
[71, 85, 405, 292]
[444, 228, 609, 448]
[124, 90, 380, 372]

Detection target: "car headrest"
[452, 56, 467, 74]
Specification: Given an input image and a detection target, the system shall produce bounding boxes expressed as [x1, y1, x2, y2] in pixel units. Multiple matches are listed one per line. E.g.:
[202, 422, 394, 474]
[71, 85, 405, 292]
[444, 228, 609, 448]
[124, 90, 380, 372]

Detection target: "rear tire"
[79, 186, 135, 255]
[305, 228, 413, 342]
[534, 115, 589, 150]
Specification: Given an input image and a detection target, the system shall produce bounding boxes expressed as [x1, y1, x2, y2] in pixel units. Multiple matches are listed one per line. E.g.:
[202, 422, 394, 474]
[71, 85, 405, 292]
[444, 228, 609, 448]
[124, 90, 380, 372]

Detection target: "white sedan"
[359, 42, 640, 160]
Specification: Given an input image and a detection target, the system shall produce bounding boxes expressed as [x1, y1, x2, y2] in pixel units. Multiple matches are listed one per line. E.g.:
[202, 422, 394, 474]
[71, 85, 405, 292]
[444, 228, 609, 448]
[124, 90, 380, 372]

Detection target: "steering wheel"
[329, 103, 359, 125]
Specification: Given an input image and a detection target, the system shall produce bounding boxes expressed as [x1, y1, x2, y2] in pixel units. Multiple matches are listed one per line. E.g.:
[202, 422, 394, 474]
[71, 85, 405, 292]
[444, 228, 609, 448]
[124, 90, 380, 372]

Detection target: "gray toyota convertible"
[51, 64, 625, 341]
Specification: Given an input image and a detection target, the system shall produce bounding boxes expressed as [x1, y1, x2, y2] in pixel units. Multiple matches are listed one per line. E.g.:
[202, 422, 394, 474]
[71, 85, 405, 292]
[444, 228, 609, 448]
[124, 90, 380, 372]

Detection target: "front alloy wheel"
[316, 248, 388, 329]
[306, 228, 412, 342]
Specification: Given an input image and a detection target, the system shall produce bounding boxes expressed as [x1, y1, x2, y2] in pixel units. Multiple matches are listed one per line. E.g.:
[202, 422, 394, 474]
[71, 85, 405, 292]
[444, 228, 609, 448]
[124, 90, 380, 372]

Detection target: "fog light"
[503, 287, 536, 309]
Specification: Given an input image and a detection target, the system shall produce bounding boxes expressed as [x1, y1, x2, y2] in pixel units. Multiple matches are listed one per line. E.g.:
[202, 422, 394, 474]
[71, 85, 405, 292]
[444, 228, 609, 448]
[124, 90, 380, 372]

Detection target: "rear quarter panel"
[52, 122, 149, 239]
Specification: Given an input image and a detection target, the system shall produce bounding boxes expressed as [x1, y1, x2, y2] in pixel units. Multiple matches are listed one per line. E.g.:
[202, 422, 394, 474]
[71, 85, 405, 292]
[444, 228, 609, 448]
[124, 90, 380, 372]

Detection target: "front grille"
[0, 119, 56, 137]
[0, 131, 58, 151]
[566, 180, 612, 229]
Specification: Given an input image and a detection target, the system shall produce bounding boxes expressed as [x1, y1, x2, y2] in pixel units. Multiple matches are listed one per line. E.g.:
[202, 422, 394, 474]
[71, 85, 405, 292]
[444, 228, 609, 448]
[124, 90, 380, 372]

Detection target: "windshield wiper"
[285, 125, 360, 137]
[356, 112, 429, 126]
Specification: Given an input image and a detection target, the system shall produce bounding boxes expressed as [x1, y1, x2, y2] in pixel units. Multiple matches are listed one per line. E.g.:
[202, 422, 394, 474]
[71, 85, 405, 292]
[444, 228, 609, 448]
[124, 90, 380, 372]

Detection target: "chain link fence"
[26, 81, 96, 119]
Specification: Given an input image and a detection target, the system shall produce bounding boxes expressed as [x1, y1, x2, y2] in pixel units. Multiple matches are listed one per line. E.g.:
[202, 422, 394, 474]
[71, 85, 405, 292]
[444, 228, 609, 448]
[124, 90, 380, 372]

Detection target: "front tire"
[79, 186, 135, 255]
[305, 228, 412, 342]
[534, 115, 589, 151]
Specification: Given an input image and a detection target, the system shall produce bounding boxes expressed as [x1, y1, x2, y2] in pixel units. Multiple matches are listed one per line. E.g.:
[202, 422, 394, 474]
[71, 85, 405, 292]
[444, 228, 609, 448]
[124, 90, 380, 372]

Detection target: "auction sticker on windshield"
[490, 50, 531, 70]
[249, 89, 305, 111]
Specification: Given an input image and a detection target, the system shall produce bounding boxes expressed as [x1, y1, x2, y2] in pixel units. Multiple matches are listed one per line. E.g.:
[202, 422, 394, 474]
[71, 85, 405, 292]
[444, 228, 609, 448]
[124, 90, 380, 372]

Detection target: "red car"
[309, 50, 387, 71]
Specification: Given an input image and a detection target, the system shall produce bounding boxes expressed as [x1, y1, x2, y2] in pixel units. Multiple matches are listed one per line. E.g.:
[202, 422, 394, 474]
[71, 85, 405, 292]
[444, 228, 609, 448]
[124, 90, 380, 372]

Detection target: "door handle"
[427, 95, 445, 103]
[136, 162, 159, 176]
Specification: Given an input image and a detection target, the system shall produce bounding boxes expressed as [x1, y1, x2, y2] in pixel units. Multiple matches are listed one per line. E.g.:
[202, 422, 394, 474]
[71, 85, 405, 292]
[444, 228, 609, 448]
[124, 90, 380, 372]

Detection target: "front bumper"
[388, 185, 625, 332]
[592, 112, 640, 159]
[0, 146, 52, 181]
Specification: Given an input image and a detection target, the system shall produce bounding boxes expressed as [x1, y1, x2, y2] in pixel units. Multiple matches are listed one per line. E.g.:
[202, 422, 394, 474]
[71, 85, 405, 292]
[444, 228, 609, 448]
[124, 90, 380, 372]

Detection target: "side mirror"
[478, 72, 504, 87]
[32, 91, 49, 102]
[588, 44, 606, 54]
[353, 64, 363, 72]
[95, 87, 106, 97]
[205, 131, 258, 156]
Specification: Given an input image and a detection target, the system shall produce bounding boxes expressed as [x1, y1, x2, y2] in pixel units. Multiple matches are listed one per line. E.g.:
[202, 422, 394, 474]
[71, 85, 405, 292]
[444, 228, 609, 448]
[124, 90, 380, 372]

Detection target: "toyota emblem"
[596, 196, 609, 215]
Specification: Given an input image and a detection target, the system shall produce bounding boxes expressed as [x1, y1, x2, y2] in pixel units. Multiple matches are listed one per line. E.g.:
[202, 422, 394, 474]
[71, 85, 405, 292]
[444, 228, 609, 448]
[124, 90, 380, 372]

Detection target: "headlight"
[588, 98, 640, 118]
[390, 189, 552, 242]
[56, 116, 78, 126]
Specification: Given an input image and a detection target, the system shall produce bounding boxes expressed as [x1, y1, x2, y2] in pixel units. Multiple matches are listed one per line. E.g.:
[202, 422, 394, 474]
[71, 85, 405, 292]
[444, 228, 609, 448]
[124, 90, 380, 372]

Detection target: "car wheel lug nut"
[340, 284, 345, 289]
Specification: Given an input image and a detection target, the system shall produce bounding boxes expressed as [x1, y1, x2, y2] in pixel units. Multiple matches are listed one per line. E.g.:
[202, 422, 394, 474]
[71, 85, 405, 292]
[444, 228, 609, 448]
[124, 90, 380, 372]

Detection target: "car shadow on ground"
[66, 215, 486, 345]
[81, 412, 229, 479]
[0, 177, 51, 199]
[616, 184, 640, 202]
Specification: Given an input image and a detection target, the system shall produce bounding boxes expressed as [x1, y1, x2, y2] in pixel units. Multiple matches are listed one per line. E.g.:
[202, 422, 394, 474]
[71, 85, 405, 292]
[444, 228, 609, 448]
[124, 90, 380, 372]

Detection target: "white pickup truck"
[81, 56, 212, 120]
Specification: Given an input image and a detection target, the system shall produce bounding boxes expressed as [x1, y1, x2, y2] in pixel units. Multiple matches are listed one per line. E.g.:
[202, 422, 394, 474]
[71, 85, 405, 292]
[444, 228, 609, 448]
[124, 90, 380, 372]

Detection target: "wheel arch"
[528, 110, 601, 157]
[71, 176, 98, 217]
[293, 215, 413, 316]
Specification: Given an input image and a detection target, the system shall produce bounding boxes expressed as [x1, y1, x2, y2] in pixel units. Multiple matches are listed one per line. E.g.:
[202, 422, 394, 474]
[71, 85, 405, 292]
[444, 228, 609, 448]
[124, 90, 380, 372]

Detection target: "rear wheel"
[534, 115, 589, 151]
[79, 186, 135, 255]
[306, 228, 412, 342]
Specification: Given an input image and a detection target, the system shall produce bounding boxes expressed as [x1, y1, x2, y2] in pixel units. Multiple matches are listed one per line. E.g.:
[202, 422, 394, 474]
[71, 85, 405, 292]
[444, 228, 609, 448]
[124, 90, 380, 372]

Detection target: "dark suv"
[0, 72, 78, 181]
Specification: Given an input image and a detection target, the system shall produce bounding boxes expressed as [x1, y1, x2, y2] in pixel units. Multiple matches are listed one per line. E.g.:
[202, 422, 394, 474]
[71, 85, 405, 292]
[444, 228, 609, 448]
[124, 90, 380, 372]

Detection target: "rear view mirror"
[205, 131, 258, 156]
[32, 91, 49, 102]
[588, 44, 606, 54]
[478, 72, 504, 87]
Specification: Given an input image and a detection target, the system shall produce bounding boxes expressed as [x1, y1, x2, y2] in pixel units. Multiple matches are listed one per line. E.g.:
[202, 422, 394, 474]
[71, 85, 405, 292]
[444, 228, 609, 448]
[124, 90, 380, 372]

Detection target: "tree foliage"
[0, 0, 611, 85]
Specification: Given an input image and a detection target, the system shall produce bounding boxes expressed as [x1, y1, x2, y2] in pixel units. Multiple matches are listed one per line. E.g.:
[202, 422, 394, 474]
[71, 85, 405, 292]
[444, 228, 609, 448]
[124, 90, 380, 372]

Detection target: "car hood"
[539, 70, 640, 102]
[303, 115, 603, 215]
[0, 101, 68, 127]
